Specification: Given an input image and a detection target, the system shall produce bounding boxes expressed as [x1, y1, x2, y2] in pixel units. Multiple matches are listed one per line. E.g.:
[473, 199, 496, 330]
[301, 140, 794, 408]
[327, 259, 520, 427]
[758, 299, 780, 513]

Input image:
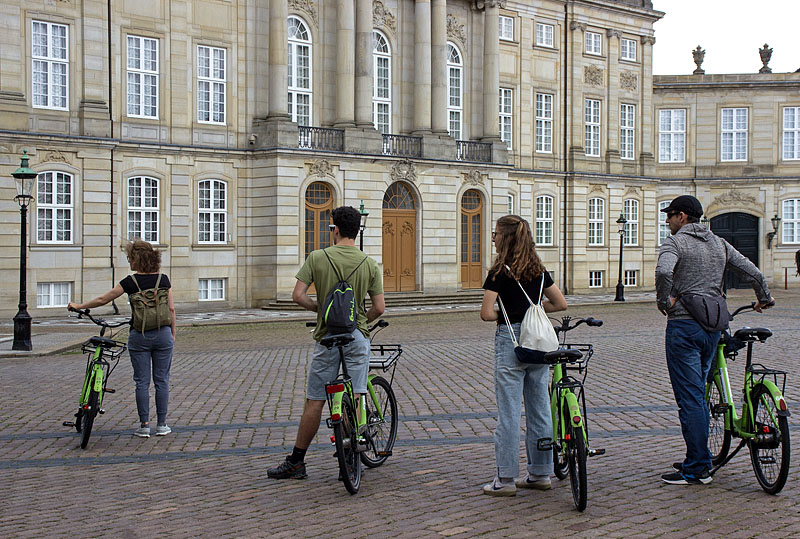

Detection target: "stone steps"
[262, 289, 485, 311]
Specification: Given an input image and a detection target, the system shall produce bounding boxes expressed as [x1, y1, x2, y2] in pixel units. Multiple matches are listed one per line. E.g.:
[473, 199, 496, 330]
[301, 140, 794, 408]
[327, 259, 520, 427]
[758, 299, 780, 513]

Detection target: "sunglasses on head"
[329, 224, 336, 231]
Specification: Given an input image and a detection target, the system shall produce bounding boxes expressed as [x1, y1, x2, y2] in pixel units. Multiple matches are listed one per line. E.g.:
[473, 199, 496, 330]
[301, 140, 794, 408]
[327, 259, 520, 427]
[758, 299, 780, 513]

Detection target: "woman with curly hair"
[480, 215, 567, 496]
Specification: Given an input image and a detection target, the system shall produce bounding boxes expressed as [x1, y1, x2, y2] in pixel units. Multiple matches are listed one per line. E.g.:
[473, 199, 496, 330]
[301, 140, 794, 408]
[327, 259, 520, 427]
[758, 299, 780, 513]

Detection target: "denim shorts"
[306, 329, 370, 400]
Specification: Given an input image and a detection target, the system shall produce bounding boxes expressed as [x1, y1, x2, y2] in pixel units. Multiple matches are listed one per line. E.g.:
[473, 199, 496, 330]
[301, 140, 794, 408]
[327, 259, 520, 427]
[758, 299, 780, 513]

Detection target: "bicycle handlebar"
[730, 300, 775, 320]
[305, 319, 389, 333]
[551, 315, 603, 335]
[68, 306, 128, 329]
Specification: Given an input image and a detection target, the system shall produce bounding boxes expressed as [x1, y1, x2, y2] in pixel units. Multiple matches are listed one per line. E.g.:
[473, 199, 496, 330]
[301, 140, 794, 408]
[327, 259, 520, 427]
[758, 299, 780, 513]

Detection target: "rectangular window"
[197, 45, 226, 124]
[658, 200, 670, 245]
[620, 104, 635, 160]
[783, 107, 800, 160]
[37, 282, 71, 308]
[535, 23, 554, 47]
[588, 197, 604, 246]
[783, 199, 800, 244]
[32, 21, 68, 110]
[499, 16, 514, 41]
[507, 193, 515, 215]
[448, 62, 463, 140]
[624, 269, 638, 287]
[37, 172, 73, 243]
[199, 278, 226, 301]
[373, 52, 391, 134]
[536, 93, 553, 153]
[198, 180, 227, 243]
[535, 195, 554, 246]
[588, 271, 603, 288]
[623, 199, 639, 246]
[585, 31, 601, 55]
[127, 35, 159, 118]
[659, 109, 686, 163]
[499, 88, 512, 150]
[585, 99, 601, 156]
[721, 107, 747, 161]
[621, 38, 637, 61]
[128, 177, 159, 243]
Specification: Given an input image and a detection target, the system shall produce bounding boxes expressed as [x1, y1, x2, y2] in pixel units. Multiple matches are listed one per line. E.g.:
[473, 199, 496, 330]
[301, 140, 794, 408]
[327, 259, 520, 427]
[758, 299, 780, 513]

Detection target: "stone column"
[268, 0, 289, 119]
[354, 0, 373, 127]
[639, 36, 656, 175]
[413, 0, 432, 134]
[605, 29, 621, 172]
[79, 0, 111, 137]
[481, 1, 500, 141]
[335, 0, 356, 127]
[569, 21, 586, 156]
[431, 0, 447, 134]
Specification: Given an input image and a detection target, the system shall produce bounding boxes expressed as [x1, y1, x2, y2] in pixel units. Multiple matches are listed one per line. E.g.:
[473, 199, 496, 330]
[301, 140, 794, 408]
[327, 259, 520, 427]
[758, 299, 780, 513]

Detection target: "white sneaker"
[155, 425, 172, 436]
[515, 472, 552, 490]
[134, 426, 150, 438]
[482, 477, 516, 497]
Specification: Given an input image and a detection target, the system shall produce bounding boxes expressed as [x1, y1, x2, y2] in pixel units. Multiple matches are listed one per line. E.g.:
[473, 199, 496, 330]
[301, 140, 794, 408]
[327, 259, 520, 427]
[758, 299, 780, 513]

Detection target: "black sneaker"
[661, 470, 712, 485]
[672, 462, 683, 472]
[267, 456, 307, 479]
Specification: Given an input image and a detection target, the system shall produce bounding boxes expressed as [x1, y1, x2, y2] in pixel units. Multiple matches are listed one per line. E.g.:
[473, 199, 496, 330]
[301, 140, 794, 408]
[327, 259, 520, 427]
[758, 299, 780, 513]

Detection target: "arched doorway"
[382, 182, 417, 292]
[461, 189, 483, 289]
[304, 182, 333, 257]
[710, 212, 759, 289]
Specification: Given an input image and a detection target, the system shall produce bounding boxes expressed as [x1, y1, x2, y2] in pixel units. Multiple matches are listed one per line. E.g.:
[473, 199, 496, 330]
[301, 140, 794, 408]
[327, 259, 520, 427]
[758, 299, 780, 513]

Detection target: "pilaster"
[413, 0, 432, 134]
[335, 0, 356, 127]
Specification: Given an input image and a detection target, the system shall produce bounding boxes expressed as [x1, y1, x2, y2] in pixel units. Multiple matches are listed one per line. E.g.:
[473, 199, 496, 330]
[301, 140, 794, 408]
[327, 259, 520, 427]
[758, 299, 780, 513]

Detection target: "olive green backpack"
[129, 273, 171, 333]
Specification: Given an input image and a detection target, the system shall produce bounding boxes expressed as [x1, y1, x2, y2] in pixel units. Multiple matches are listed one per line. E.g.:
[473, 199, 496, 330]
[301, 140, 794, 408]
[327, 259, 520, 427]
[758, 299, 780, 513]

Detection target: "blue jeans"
[493, 323, 553, 479]
[665, 319, 720, 475]
[128, 326, 174, 424]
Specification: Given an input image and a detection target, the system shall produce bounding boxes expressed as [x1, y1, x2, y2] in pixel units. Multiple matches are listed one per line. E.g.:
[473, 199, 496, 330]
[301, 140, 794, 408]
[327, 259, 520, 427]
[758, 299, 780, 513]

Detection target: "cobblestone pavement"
[1, 289, 798, 538]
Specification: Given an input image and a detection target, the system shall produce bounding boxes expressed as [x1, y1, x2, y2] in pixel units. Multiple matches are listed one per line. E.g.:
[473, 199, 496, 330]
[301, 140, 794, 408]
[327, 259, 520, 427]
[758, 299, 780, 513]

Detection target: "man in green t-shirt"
[268, 206, 385, 480]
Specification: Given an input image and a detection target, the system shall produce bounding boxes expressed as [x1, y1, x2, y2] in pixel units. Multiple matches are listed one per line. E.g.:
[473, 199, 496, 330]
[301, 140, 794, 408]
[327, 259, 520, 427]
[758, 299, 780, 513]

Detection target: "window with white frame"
[447, 43, 463, 140]
[37, 282, 71, 308]
[128, 176, 159, 243]
[589, 271, 603, 288]
[623, 198, 639, 246]
[197, 45, 226, 124]
[32, 21, 68, 110]
[721, 107, 747, 161]
[624, 269, 638, 287]
[199, 278, 225, 301]
[783, 199, 800, 244]
[536, 93, 553, 153]
[585, 99, 601, 156]
[621, 38, 637, 61]
[783, 107, 800, 160]
[499, 16, 514, 41]
[658, 200, 670, 245]
[535, 23, 554, 47]
[588, 197, 604, 246]
[535, 195, 554, 245]
[373, 31, 391, 134]
[37, 171, 73, 243]
[620, 103, 635, 160]
[288, 16, 312, 126]
[507, 193, 515, 215]
[499, 88, 512, 149]
[659, 109, 686, 163]
[127, 35, 158, 118]
[198, 179, 227, 243]
[585, 31, 601, 55]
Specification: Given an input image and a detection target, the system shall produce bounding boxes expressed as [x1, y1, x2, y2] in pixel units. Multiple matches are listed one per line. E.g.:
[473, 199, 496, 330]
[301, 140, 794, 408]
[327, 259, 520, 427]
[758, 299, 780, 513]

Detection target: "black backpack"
[321, 249, 368, 336]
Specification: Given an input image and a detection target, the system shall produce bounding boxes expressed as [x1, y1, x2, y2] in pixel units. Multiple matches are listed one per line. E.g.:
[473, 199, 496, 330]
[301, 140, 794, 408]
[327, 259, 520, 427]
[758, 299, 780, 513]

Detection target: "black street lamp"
[358, 200, 369, 252]
[11, 150, 38, 351]
[614, 212, 627, 302]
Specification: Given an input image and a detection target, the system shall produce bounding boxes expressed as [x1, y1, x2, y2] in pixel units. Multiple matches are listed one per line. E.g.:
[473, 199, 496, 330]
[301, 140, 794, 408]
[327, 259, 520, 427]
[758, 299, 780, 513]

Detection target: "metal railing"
[456, 140, 492, 163]
[382, 134, 423, 158]
[298, 126, 344, 151]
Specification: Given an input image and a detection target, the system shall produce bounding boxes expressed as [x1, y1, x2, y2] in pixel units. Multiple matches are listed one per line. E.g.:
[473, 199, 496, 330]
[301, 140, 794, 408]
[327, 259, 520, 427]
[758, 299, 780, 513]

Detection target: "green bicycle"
[63, 307, 127, 449]
[537, 315, 605, 512]
[705, 301, 790, 494]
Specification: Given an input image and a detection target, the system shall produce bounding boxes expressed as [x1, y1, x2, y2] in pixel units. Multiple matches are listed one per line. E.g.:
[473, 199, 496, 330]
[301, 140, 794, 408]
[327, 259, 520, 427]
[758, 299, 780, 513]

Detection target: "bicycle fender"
[564, 391, 583, 428]
[755, 380, 791, 418]
[329, 391, 343, 422]
[93, 366, 104, 393]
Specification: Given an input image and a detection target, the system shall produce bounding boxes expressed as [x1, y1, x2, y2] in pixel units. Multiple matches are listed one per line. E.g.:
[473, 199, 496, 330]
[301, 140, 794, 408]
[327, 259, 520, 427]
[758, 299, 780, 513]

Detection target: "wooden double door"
[382, 182, 417, 292]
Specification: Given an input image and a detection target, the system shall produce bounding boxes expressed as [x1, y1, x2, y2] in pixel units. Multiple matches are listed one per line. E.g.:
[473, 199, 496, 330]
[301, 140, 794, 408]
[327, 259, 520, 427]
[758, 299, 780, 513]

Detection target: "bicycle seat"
[320, 333, 356, 349]
[732, 327, 772, 343]
[86, 336, 120, 349]
[543, 348, 583, 364]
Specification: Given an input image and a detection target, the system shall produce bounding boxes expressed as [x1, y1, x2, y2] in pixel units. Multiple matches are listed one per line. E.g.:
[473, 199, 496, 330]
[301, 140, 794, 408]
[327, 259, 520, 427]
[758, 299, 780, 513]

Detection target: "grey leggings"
[128, 325, 174, 424]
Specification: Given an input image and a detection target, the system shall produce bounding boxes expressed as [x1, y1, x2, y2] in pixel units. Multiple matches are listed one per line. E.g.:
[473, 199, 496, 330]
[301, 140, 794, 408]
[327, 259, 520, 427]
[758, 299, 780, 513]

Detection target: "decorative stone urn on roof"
[692, 45, 705, 75]
[759, 43, 773, 73]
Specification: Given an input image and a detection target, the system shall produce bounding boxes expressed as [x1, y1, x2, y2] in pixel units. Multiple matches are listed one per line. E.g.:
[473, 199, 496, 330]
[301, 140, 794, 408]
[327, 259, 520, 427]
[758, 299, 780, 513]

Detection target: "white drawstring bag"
[497, 268, 559, 364]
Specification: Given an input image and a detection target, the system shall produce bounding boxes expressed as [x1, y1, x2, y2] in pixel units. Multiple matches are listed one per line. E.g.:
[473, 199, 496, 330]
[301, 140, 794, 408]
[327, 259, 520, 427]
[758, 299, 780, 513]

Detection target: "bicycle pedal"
[711, 403, 730, 414]
[104, 388, 116, 394]
[376, 450, 392, 457]
[537, 438, 553, 451]
[62, 421, 75, 427]
[588, 448, 606, 457]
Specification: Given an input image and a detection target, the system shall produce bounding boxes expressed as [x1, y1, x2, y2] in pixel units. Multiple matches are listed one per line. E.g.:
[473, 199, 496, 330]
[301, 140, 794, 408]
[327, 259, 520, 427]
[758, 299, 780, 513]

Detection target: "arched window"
[382, 182, 416, 210]
[288, 16, 312, 126]
[373, 31, 391, 134]
[198, 179, 227, 244]
[588, 197, 604, 246]
[128, 176, 159, 243]
[304, 182, 333, 257]
[36, 171, 73, 243]
[446, 42, 463, 140]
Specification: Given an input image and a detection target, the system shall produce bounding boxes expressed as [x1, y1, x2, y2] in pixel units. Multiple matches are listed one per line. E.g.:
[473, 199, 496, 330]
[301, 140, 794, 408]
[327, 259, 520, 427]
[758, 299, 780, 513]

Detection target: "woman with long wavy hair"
[480, 215, 567, 496]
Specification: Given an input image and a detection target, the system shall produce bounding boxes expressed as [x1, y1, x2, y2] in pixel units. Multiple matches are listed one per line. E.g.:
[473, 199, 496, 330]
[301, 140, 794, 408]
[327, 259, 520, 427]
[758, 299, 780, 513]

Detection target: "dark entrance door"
[710, 213, 759, 289]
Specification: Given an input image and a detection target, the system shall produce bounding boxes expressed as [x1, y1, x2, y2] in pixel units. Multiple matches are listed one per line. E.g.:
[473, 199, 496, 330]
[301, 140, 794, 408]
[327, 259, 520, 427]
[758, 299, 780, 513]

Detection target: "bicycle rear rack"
[369, 344, 402, 371]
[748, 363, 787, 396]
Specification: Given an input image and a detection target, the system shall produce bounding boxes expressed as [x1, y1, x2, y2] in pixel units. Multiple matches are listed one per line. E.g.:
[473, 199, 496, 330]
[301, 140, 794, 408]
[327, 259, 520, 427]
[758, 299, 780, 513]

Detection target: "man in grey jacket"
[655, 195, 773, 485]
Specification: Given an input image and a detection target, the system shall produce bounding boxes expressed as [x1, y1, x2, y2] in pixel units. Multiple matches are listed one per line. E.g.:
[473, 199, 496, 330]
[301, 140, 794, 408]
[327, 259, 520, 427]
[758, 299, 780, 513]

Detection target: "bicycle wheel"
[567, 424, 588, 512]
[361, 376, 398, 468]
[553, 405, 568, 480]
[748, 384, 790, 494]
[80, 389, 99, 449]
[706, 379, 731, 465]
[333, 394, 361, 494]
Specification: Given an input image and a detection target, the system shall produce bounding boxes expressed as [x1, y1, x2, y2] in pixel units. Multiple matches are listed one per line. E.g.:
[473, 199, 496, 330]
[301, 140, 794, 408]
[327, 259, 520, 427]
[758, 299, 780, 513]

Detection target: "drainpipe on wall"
[108, 0, 119, 314]
[562, 2, 570, 294]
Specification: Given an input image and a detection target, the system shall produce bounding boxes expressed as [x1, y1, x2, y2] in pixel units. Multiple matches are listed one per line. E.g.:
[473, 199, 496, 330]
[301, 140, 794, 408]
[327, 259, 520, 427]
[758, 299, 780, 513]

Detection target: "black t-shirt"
[120, 273, 172, 295]
[483, 268, 554, 325]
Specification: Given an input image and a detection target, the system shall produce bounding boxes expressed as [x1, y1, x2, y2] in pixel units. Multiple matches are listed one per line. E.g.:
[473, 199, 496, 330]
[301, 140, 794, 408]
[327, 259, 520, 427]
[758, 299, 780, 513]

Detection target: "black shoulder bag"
[677, 241, 730, 332]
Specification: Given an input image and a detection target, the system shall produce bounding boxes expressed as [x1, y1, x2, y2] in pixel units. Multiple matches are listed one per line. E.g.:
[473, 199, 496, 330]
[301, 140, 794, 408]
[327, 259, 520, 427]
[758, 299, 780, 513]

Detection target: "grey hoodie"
[655, 223, 771, 319]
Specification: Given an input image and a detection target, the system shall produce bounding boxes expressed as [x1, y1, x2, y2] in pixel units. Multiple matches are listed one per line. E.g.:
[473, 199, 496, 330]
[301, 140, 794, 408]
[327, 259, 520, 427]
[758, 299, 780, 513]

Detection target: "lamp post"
[614, 213, 627, 302]
[11, 150, 38, 351]
[767, 214, 781, 249]
[358, 200, 369, 252]
[700, 216, 709, 228]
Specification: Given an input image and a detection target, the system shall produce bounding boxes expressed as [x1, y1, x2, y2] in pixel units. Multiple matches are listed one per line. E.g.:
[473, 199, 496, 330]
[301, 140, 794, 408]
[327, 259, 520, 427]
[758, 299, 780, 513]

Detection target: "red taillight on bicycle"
[330, 435, 336, 443]
[779, 399, 787, 412]
[565, 433, 571, 441]
[331, 413, 341, 421]
[83, 405, 89, 410]
[763, 425, 770, 433]
[326, 383, 345, 394]
[573, 416, 581, 425]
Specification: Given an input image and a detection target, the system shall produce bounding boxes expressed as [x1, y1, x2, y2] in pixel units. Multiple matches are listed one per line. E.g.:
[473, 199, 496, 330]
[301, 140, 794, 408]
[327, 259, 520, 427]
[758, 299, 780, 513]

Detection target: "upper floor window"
[535, 23, 554, 47]
[447, 43, 463, 140]
[783, 107, 800, 160]
[37, 171, 72, 243]
[721, 107, 747, 161]
[128, 176, 159, 243]
[585, 99, 601, 156]
[535, 195, 554, 246]
[373, 31, 391, 134]
[32, 21, 68, 110]
[623, 198, 639, 246]
[659, 109, 686, 163]
[620, 104, 635, 160]
[507, 193, 515, 215]
[499, 88, 512, 150]
[588, 197, 604, 246]
[536, 93, 553, 153]
[585, 31, 601, 55]
[198, 180, 227, 244]
[197, 45, 226, 124]
[499, 16, 514, 41]
[783, 199, 800, 244]
[127, 36, 159, 118]
[621, 38, 637, 61]
[658, 200, 670, 245]
[288, 16, 312, 126]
